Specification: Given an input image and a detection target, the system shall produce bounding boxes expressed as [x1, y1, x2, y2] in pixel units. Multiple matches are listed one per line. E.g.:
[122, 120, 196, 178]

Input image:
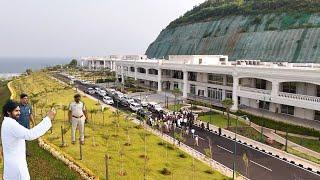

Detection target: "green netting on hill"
[146, 13, 320, 63]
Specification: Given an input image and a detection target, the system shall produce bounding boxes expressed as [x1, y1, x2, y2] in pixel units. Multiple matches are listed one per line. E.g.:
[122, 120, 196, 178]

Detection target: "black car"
[137, 109, 152, 118]
[119, 98, 129, 107]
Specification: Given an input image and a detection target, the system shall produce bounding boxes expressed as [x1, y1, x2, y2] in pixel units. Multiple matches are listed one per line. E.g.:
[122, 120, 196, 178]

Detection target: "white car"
[99, 90, 107, 97]
[87, 88, 95, 95]
[130, 102, 143, 112]
[103, 96, 114, 105]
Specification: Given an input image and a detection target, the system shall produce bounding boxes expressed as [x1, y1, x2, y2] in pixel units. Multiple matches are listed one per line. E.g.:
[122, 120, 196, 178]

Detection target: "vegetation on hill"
[168, 0, 320, 28]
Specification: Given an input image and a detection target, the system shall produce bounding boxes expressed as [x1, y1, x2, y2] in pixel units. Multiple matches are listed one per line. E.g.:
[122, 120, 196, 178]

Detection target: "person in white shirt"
[1, 100, 56, 180]
[68, 94, 88, 145]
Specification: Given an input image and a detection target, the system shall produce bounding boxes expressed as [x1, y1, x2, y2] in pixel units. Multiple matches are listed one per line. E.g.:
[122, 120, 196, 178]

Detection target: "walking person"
[191, 128, 195, 138]
[16, 93, 35, 156]
[69, 94, 88, 145]
[195, 135, 199, 147]
[1, 100, 56, 180]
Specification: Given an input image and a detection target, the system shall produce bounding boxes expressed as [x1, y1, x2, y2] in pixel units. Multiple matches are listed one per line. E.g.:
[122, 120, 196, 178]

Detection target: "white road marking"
[250, 160, 272, 172]
[217, 145, 233, 154]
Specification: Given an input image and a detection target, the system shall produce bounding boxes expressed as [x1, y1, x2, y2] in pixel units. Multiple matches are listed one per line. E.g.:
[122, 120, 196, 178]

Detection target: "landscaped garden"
[11, 71, 230, 179]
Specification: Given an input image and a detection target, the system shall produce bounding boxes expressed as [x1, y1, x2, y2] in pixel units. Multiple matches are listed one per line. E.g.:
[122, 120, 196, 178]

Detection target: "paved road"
[53, 73, 320, 180]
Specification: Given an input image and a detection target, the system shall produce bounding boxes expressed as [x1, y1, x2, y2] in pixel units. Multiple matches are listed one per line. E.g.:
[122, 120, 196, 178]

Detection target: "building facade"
[80, 55, 320, 126]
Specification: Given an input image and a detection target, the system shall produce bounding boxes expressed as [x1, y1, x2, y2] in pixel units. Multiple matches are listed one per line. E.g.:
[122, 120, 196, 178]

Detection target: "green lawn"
[288, 147, 320, 164]
[278, 134, 320, 153]
[167, 103, 185, 112]
[11, 72, 230, 180]
[198, 111, 248, 128]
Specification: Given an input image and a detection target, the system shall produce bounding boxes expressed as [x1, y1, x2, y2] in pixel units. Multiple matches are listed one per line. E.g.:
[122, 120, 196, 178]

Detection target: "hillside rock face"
[146, 13, 320, 63]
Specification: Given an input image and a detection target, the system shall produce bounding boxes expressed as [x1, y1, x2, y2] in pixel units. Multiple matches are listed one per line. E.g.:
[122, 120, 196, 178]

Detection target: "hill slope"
[146, 0, 320, 63]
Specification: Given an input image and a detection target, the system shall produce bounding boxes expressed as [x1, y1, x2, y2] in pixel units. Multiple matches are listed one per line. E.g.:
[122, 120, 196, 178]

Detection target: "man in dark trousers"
[17, 93, 35, 156]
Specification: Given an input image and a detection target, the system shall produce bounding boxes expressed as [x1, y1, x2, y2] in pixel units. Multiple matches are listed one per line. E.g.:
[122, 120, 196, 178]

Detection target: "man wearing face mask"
[17, 93, 35, 156]
[1, 100, 56, 180]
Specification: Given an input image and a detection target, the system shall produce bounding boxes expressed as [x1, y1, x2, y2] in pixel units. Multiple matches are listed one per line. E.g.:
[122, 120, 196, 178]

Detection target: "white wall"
[295, 107, 314, 120]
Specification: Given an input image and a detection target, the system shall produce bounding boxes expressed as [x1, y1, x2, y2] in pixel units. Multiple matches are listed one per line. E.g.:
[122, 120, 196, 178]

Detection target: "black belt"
[72, 115, 83, 118]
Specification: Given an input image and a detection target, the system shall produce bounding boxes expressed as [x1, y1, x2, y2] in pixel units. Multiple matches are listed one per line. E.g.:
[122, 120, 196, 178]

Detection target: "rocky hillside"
[146, 0, 320, 63]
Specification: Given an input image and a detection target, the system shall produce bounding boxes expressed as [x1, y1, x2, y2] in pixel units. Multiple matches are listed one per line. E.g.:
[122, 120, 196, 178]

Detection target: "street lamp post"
[233, 115, 248, 179]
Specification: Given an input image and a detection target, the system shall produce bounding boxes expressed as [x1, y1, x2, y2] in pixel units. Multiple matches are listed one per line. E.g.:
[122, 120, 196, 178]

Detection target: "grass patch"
[278, 134, 320, 153]
[287, 147, 320, 164]
[236, 111, 320, 137]
[198, 111, 247, 128]
[167, 103, 185, 112]
[10, 72, 229, 179]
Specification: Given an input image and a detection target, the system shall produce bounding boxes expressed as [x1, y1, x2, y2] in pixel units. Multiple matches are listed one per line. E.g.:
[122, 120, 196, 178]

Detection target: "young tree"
[221, 98, 234, 128]
[101, 106, 109, 126]
[171, 87, 182, 112]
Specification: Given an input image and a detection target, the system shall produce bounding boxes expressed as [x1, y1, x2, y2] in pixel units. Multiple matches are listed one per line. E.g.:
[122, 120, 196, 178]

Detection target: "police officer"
[69, 94, 88, 145]
[17, 93, 35, 156]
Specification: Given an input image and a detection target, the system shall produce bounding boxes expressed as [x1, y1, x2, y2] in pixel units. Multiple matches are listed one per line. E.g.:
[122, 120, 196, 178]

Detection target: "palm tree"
[221, 98, 234, 128]
[171, 87, 182, 112]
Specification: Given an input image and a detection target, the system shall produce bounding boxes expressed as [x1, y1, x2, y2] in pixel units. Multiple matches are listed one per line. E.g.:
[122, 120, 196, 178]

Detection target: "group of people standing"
[146, 107, 200, 147]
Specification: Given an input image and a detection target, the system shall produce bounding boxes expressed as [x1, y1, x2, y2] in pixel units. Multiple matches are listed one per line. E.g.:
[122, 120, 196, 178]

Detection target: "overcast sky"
[0, 0, 205, 58]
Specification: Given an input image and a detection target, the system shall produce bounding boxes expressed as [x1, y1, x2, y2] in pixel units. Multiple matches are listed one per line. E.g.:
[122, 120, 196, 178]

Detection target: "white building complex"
[80, 55, 320, 130]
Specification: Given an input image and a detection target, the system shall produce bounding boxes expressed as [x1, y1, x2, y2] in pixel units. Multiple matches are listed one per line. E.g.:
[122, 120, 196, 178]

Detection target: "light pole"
[233, 115, 248, 179]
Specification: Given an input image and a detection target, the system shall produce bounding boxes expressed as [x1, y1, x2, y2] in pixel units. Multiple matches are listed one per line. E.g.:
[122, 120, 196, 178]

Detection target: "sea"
[0, 57, 70, 79]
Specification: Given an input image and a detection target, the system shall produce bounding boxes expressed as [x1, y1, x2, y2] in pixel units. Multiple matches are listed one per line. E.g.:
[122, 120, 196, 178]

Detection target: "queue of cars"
[84, 87, 164, 117]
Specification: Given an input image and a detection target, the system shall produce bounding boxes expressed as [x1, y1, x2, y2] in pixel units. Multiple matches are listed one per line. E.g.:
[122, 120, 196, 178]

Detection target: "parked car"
[94, 87, 101, 94]
[99, 90, 107, 97]
[134, 98, 148, 107]
[103, 96, 114, 105]
[137, 109, 152, 118]
[119, 97, 130, 107]
[129, 102, 143, 112]
[147, 102, 163, 113]
[86, 87, 95, 95]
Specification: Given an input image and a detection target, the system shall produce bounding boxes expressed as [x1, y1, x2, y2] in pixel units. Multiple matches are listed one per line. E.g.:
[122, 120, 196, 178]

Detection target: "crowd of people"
[145, 107, 201, 146]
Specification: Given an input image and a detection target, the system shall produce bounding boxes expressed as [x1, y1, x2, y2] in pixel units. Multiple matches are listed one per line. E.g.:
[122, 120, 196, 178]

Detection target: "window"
[199, 58, 202, 64]
[174, 82, 179, 89]
[226, 75, 233, 86]
[173, 70, 183, 79]
[207, 87, 222, 101]
[137, 67, 146, 74]
[317, 86, 320, 97]
[148, 69, 158, 75]
[255, 79, 267, 89]
[226, 90, 232, 99]
[188, 72, 197, 81]
[281, 104, 294, 115]
[190, 84, 196, 95]
[282, 82, 296, 93]
[198, 90, 204, 96]
[208, 73, 223, 85]
[100, 61, 104, 65]
[259, 101, 270, 110]
[130, 67, 135, 72]
[315, 111, 320, 121]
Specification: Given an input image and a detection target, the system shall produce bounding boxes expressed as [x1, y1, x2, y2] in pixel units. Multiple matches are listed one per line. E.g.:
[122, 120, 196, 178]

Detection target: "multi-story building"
[80, 55, 320, 129]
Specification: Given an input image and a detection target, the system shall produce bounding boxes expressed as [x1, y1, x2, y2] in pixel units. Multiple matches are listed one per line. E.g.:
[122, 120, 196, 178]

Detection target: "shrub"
[160, 168, 171, 175]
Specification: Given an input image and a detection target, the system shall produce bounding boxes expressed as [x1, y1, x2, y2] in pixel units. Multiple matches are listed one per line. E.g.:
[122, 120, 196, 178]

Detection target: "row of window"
[189, 85, 232, 100]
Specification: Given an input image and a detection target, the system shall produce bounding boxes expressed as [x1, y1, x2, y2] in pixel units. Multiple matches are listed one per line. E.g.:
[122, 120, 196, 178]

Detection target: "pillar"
[271, 81, 279, 97]
[183, 71, 188, 98]
[231, 76, 239, 112]
[157, 69, 162, 92]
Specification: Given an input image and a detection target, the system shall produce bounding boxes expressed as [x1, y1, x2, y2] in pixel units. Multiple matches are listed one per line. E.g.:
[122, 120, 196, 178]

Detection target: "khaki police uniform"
[69, 101, 86, 142]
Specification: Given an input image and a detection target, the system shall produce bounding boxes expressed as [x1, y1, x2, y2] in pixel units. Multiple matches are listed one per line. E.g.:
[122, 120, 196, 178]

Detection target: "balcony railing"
[279, 92, 320, 103]
[239, 86, 271, 95]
